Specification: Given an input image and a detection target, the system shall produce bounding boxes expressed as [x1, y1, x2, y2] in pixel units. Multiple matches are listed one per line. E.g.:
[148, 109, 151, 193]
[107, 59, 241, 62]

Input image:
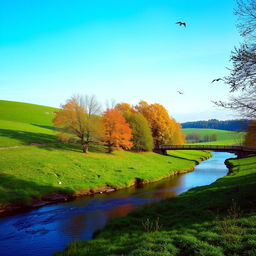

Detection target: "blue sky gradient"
[0, 0, 241, 121]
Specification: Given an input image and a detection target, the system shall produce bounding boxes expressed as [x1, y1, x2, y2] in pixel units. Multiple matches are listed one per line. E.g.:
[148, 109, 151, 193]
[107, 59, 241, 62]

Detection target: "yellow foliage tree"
[115, 103, 135, 113]
[53, 95, 102, 153]
[135, 101, 184, 147]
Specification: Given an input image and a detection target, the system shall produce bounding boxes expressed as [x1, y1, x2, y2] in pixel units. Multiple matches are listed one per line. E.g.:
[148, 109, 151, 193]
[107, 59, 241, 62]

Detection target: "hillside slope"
[0, 100, 58, 147]
[0, 100, 58, 126]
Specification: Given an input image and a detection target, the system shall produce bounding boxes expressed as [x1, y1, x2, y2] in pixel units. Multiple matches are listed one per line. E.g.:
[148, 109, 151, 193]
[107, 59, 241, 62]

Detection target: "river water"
[0, 152, 235, 256]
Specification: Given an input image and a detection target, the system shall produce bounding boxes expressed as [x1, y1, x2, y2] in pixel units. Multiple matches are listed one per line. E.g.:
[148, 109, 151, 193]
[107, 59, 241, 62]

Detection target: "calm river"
[0, 152, 235, 256]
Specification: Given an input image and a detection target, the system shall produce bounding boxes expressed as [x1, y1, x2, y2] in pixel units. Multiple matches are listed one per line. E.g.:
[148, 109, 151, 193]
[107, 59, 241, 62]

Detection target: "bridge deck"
[159, 145, 256, 153]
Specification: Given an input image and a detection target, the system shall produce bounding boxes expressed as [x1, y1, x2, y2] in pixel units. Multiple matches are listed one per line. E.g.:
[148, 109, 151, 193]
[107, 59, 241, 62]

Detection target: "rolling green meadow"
[182, 128, 245, 146]
[0, 100, 210, 211]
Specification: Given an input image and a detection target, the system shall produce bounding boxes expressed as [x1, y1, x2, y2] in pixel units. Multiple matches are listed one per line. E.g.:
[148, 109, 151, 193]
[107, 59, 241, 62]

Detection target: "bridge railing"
[158, 145, 256, 152]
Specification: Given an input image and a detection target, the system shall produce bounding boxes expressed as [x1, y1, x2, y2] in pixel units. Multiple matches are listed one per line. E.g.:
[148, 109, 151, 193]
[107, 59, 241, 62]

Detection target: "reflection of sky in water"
[0, 152, 235, 256]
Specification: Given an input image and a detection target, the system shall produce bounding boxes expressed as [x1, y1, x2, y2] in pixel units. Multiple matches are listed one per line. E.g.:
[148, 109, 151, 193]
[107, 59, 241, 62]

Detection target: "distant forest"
[182, 119, 251, 132]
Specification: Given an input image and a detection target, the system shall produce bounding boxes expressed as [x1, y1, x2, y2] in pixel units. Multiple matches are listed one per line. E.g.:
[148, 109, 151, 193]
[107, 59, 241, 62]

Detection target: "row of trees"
[182, 119, 250, 132]
[203, 134, 218, 142]
[185, 133, 217, 143]
[53, 95, 184, 153]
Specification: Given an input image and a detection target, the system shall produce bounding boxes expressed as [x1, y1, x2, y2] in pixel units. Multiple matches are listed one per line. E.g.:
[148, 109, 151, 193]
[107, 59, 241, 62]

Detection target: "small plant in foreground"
[142, 217, 162, 232]
[219, 199, 244, 240]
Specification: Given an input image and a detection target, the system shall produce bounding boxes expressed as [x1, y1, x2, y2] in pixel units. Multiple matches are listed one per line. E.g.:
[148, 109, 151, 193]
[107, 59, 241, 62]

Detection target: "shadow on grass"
[0, 129, 57, 145]
[0, 128, 107, 154]
[31, 123, 58, 131]
[166, 152, 199, 163]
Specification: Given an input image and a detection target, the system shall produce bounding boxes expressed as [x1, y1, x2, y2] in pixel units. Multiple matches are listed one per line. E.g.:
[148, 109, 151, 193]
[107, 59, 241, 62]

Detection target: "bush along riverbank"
[0, 144, 211, 216]
[55, 155, 256, 256]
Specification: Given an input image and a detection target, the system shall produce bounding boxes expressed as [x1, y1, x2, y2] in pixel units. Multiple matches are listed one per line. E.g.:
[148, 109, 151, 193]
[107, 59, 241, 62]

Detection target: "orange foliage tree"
[53, 95, 102, 153]
[135, 101, 184, 147]
[102, 108, 133, 153]
[244, 120, 256, 147]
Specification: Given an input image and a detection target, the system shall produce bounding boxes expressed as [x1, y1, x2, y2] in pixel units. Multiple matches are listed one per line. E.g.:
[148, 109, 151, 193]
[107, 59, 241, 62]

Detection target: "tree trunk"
[81, 137, 89, 153]
[82, 144, 89, 153]
[107, 143, 114, 153]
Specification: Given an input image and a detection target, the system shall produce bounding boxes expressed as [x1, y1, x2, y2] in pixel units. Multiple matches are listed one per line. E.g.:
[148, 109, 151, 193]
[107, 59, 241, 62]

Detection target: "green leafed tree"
[124, 112, 154, 152]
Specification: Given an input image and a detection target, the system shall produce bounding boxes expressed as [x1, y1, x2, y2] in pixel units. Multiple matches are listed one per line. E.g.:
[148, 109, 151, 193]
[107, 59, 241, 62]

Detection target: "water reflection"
[0, 152, 235, 256]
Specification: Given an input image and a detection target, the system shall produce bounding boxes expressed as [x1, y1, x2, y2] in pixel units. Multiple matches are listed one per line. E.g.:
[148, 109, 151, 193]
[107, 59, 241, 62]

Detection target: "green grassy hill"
[0, 100, 58, 126]
[0, 100, 58, 147]
[182, 128, 245, 145]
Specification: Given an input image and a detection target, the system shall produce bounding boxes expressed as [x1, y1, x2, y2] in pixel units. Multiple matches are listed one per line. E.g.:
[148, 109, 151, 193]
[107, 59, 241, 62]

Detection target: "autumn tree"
[115, 103, 135, 113]
[135, 101, 184, 147]
[169, 121, 185, 145]
[53, 95, 102, 153]
[244, 120, 256, 146]
[102, 108, 133, 153]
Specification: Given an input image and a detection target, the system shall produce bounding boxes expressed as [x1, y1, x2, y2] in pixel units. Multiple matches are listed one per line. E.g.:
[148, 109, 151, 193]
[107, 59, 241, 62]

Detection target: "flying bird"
[211, 78, 223, 83]
[177, 91, 184, 95]
[176, 22, 186, 27]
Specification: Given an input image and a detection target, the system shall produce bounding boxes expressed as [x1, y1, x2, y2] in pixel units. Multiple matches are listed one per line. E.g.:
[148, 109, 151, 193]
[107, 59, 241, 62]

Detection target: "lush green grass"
[0, 100, 57, 126]
[56, 155, 256, 256]
[0, 120, 56, 147]
[0, 145, 210, 205]
[0, 100, 58, 147]
[182, 128, 245, 145]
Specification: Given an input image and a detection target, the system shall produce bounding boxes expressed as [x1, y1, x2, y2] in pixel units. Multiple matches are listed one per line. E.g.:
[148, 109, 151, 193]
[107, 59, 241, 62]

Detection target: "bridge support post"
[153, 148, 167, 155]
[236, 151, 255, 158]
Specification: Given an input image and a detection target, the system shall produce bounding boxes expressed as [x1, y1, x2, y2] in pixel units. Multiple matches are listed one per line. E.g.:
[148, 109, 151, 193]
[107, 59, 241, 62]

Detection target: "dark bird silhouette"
[177, 91, 184, 95]
[211, 78, 223, 83]
[176, 22, 186, 27]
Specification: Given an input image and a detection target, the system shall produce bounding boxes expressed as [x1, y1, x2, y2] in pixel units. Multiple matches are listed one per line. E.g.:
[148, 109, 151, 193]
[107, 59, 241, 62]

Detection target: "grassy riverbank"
[0, 144, 211, 214]
[56, 155, 256, 256]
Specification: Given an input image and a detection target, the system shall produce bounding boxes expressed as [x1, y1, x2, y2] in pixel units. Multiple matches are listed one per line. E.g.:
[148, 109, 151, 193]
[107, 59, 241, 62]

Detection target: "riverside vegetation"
[56, 155, 256, 256]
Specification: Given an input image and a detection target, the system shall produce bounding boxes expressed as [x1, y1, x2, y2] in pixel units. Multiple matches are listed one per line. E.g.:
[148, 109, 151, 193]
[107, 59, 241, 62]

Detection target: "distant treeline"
[182, 119, 251, 131]
[186, 133, 217, 143]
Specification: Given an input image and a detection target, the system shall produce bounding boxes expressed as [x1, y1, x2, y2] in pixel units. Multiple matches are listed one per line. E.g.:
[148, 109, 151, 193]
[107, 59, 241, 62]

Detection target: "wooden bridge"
[155, 145, 256, 157]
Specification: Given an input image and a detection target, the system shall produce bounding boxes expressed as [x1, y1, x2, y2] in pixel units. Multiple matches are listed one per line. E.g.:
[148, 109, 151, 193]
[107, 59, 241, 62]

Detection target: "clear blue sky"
[0, 0, 241, 122]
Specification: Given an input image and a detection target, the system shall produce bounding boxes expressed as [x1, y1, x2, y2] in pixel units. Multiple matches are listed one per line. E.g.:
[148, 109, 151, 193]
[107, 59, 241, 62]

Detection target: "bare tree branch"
[215, 0, 256, 119]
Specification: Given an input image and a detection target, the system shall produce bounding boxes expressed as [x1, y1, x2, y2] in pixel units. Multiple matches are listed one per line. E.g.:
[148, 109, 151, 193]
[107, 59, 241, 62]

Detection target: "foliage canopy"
[53, 95, 102, 153]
